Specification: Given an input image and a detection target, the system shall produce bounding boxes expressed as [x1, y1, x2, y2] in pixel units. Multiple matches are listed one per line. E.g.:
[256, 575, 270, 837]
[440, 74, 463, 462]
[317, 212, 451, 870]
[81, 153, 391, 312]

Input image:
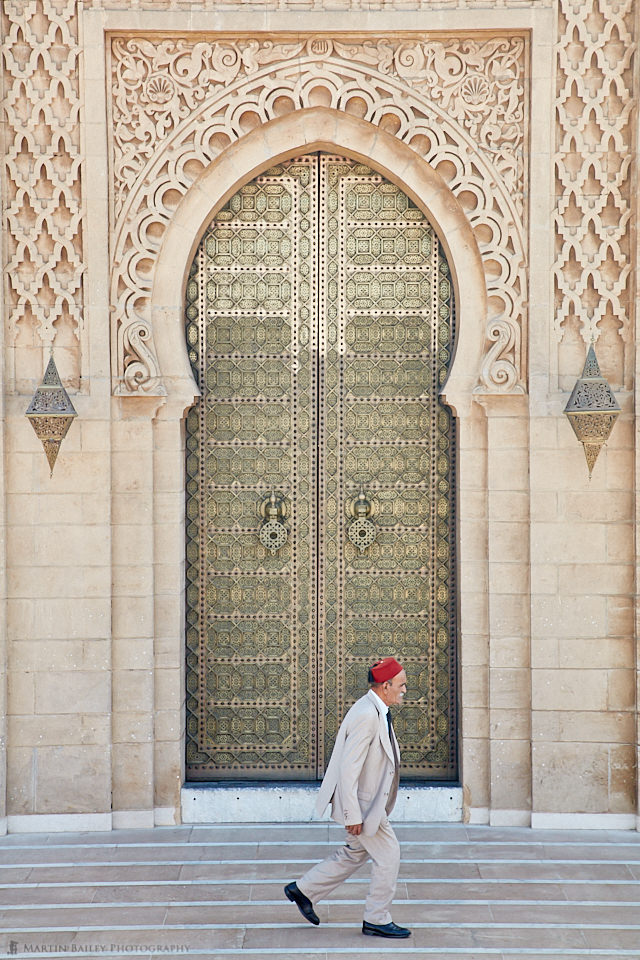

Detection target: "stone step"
[0, 823, 639, 959]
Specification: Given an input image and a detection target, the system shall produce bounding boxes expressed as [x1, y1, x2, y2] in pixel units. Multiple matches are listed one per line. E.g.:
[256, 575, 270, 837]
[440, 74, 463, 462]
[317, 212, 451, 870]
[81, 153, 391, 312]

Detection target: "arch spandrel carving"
[108, 34, 528, 399]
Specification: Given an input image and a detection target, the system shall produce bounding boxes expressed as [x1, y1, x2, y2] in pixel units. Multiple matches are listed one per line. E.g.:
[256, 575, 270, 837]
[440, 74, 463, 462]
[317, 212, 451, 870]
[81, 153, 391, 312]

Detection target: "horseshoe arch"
[150, 108, 487, 417]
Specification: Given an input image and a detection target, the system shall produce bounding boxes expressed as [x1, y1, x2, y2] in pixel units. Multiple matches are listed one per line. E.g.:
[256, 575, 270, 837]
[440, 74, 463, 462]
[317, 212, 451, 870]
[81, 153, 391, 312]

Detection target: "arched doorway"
[185, 153, 457, 781]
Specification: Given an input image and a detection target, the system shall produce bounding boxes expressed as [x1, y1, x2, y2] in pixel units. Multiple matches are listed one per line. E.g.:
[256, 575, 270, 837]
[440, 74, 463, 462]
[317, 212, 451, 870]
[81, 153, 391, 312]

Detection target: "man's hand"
[346, 823, 363, 836]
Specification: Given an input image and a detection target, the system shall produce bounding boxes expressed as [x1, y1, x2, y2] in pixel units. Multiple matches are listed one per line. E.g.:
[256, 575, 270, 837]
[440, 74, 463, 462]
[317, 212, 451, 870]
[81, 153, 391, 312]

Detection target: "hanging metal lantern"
[25, 354, 78, 477]
[563, 342, 620, 477]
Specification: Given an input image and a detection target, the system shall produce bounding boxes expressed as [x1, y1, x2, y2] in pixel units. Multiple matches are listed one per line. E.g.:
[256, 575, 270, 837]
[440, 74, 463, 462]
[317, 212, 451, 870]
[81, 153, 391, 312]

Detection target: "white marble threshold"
[181, 782, 463, 824]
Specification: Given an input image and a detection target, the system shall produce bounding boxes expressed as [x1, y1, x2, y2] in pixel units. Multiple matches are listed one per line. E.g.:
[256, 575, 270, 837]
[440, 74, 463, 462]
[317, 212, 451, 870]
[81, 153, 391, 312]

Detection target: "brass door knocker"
[259, 491, 289, 554]
[347, 487, 377, 554]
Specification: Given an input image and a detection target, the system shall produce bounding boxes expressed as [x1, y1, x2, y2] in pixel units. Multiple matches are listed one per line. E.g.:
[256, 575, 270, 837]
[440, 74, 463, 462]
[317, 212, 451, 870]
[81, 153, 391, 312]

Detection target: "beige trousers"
[296, 817, 400, 925]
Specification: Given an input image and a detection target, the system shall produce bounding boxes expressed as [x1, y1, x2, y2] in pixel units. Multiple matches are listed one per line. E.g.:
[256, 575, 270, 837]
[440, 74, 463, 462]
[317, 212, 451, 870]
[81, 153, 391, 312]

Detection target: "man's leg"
[296, 831, 369, 905]
[355, 817, 400, 925]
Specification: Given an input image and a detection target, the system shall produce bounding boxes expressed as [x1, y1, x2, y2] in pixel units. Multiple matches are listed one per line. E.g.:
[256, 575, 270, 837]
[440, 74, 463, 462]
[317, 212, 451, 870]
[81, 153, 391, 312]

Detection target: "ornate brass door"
[185, 155, 457, 781]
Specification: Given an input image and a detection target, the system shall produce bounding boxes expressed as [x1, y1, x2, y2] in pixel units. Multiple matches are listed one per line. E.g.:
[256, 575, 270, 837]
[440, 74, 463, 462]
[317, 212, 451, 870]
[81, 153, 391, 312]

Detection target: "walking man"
[285, 657, 411, 939]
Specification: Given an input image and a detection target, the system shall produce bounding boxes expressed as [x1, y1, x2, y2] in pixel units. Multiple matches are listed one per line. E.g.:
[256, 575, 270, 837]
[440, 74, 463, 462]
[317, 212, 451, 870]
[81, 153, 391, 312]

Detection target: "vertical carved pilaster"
[554, 0, 635, 386]
[1, 0, 84, 388]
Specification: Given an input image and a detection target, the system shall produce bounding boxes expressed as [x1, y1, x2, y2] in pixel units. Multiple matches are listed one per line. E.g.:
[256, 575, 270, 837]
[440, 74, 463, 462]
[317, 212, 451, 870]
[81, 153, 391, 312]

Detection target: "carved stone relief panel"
[88, 0, 552, 9]
[108, 33, 528, 397]
[1, 0, 84, 390]
[554, 0, 635, 390]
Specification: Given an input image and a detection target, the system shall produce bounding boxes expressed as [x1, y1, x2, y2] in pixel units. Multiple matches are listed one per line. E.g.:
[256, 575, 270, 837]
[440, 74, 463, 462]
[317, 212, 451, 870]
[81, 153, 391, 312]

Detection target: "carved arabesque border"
[109, 34, 528, 396]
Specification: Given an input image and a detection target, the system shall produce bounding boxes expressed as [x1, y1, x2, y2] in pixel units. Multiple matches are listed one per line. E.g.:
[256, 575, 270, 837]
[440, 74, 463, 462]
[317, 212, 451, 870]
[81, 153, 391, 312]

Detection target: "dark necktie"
[387, 711, 399, 768]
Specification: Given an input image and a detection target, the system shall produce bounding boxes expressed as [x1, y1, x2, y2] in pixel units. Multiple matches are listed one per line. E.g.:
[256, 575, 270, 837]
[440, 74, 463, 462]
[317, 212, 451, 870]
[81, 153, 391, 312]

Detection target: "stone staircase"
[1, 821, 640, 959]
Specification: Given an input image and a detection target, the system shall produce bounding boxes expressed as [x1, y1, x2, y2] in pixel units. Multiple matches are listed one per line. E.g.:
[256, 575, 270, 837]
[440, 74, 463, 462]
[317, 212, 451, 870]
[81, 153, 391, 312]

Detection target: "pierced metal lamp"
[25, 354, 77, 477]
[563, 342, 620, 477]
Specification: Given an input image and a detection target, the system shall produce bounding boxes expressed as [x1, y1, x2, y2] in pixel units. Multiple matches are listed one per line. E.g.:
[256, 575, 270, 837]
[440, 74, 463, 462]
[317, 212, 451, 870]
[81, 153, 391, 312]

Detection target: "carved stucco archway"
[109, 33, 528, 401]
[150, 108, 487, 417]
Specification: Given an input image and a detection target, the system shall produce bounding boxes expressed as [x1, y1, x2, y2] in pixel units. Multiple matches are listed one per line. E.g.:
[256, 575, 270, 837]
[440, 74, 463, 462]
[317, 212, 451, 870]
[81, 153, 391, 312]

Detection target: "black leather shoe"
[362, 920, 411, 938]
[284, 882, 320, 925]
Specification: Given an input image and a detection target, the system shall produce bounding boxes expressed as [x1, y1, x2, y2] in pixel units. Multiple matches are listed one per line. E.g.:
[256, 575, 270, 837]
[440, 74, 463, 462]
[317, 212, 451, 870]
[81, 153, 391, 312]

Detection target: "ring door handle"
[259, 491, 288, 554]
[347, 487, 377, 554]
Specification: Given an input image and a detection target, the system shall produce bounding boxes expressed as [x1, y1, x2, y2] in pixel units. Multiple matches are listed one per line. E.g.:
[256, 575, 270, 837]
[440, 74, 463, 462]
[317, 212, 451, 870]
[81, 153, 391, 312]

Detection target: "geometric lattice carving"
[2, 0, 84, 368]
[185, 156, 457, 780]
[109, 34, 528, 396]
[554, 0, 634, 348]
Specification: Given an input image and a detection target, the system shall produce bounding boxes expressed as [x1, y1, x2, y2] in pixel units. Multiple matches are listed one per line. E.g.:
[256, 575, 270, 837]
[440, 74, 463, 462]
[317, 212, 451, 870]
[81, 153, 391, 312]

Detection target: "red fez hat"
[368, 657, 403, 683]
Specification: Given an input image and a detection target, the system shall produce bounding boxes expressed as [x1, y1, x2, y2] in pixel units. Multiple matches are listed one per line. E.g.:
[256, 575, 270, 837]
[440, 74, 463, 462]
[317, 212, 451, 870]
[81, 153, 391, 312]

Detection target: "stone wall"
[2, 0, 113, 832]
[0, 0, 636, 832]
[528, 0, 637, 829]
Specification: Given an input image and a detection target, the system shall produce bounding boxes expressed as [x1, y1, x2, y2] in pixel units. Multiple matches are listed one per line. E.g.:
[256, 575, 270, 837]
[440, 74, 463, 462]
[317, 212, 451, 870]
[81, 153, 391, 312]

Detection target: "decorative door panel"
[186, 154, 457, 781]
[185, 159, 318, 779]
[318, 157, 456, 778]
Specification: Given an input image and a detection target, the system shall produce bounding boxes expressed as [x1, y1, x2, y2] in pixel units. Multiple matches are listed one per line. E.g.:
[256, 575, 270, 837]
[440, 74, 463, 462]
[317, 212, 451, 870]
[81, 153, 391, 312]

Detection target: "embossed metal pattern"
[186, 154, 457, 780]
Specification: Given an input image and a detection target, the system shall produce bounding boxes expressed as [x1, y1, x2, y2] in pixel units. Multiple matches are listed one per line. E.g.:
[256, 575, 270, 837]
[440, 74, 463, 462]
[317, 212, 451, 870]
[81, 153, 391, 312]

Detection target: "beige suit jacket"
[315, 689, 400, 837]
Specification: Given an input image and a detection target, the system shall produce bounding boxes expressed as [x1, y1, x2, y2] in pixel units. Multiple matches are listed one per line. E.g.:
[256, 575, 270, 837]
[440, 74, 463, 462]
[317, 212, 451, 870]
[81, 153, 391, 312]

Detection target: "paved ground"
[0, 822, 639, 959]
